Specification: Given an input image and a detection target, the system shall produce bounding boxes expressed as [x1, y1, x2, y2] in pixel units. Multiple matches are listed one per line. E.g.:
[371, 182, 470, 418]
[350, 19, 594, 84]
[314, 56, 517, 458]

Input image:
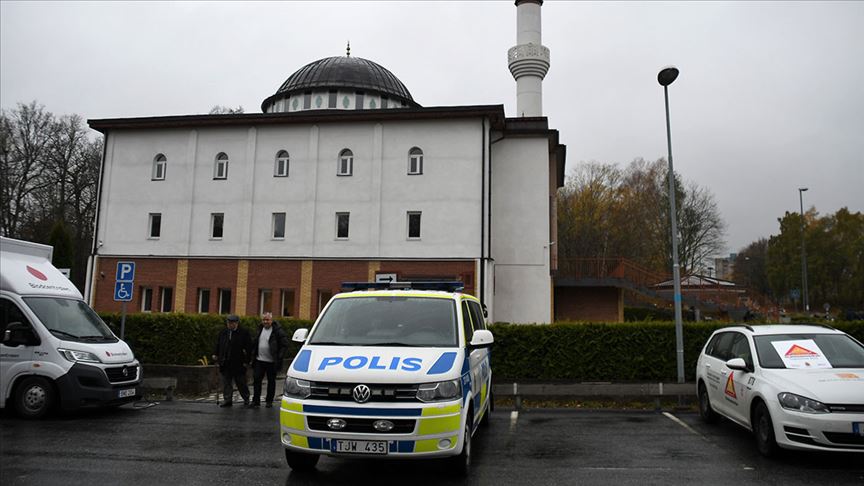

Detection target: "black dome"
[261, 56, 419, 112]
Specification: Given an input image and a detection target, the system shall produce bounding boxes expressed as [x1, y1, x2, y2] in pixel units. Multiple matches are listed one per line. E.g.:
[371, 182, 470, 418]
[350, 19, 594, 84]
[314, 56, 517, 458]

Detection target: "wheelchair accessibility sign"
[114, 281, 134, 302]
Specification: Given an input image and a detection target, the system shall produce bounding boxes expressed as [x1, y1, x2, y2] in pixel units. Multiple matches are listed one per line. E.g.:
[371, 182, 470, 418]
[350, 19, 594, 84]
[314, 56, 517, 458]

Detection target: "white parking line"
[662, 411, 704, 438]
[509, 411, 519, 431]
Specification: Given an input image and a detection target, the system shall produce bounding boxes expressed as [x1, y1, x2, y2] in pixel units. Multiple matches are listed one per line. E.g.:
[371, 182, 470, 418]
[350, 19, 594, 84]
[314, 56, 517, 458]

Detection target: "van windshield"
[309, 296, 458, 347]
[23, 297, 117, 343]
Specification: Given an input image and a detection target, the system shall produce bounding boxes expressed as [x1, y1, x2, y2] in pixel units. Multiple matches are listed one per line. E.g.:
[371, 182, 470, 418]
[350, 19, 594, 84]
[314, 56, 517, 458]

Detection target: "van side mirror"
[292, 328, 309, 343]
[3, 322, 38, 347]
[470, 329, 494, 348]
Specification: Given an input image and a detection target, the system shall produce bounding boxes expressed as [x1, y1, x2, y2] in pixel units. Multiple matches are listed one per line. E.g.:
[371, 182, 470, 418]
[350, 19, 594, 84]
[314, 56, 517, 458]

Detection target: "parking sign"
[114, 281, 134, 302]
[116, 261, 135, 282]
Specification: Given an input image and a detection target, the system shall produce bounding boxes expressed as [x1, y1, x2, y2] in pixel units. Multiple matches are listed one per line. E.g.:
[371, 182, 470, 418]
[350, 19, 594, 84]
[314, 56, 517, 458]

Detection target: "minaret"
[508, 0, 550, 117]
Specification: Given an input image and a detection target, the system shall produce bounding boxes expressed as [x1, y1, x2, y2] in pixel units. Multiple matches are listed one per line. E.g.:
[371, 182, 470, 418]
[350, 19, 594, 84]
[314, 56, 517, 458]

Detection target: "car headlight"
[58, 348, 102, 363]
[416, 379, 462, 403]
[283, 377, 311, 399]
[778, 392, 831, 414]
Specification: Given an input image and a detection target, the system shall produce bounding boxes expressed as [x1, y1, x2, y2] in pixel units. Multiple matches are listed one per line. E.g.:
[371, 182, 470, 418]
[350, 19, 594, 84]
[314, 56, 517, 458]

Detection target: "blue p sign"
[116, 261, 136, 282]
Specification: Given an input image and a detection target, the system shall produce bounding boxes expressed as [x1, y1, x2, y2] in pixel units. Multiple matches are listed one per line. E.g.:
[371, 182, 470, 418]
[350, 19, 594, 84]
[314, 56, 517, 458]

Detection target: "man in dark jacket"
[212, 314, 252, 408]
[250, 312, 290, 408]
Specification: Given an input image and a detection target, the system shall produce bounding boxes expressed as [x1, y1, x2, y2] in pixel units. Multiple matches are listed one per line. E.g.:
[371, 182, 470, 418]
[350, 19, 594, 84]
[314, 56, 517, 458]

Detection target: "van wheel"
[698, 382, 718, 424]
[753, 402, 779, 457]
[448, 421, 472, 476]
[285, 450, 319, 472]
[15, 376, 55, 419]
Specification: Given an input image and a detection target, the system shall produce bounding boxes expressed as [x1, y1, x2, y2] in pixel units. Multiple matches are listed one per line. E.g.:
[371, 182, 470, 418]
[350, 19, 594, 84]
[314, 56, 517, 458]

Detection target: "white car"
[279, 282, 493, 474]
[696, 325, 864, 455]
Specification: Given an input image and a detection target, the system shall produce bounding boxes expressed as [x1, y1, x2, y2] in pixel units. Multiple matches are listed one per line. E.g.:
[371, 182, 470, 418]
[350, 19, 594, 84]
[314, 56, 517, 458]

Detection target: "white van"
[0, 237, 141, 418]
[280, 282, 493, 475]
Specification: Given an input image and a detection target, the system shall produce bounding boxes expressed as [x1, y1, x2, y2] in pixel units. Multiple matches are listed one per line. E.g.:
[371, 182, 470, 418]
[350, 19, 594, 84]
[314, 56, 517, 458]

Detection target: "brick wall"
[92, 257, 476, 319]
[554, 286, 623, 322]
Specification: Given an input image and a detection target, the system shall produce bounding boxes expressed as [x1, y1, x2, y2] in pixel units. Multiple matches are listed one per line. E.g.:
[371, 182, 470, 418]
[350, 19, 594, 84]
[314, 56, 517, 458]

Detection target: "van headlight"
[417, 379, 462, 403]
[58, 348, 102, 363]
[283, 377, 311, 399]
[778, 392, 831, 414]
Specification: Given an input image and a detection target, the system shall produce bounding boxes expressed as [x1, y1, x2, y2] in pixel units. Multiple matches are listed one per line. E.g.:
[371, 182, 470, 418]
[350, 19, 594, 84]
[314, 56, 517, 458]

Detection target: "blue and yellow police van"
[280, 281, 493, 475]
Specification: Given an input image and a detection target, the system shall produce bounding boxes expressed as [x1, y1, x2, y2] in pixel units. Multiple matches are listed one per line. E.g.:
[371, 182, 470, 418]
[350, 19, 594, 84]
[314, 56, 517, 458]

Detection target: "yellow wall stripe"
[174, 259, 188, 312]
[235, 260, 249, 315]
[299, 260, 313, 320]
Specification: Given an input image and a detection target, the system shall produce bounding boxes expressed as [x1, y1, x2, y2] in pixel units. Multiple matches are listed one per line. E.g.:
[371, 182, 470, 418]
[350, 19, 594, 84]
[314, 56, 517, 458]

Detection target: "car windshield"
[23, 297, 117, 343]
[754, 333, 864, 369]
[309, 296, 458, 347]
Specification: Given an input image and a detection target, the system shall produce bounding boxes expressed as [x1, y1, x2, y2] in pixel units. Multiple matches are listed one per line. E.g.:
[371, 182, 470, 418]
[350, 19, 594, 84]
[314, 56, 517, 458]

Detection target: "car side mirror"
[726, 357, 751, 372]
[3, 322, 37, 347]
[470, 329, 494, 348]
[292, 328, 309, 343]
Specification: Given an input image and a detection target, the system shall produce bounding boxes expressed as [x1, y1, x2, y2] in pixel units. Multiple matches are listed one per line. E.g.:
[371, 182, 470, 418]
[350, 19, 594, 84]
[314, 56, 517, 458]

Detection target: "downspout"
[85, 130, 109, 305]
[480, 118, 486, 305]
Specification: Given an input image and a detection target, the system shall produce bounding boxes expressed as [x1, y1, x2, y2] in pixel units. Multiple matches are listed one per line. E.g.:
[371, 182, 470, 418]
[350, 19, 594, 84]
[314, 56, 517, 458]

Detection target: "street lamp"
[799, 187, 809, 313]
[658, 65, 685, 384]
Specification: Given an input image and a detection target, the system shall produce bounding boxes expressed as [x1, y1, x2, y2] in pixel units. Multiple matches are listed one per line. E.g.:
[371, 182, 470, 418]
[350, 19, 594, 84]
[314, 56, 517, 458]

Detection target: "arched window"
[152, 154, 167, 180]
[275, 150, 289, 177]
[214, 152, 229, 179]
[338, 149, 353, 176]
[408, 147, 423, 175]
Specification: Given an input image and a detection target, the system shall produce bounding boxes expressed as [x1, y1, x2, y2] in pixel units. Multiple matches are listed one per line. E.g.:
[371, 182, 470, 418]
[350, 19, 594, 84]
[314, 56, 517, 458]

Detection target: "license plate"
[854, 423, 864, 437]
[331, 440, 388, 455]
[117, 388, 136, 398]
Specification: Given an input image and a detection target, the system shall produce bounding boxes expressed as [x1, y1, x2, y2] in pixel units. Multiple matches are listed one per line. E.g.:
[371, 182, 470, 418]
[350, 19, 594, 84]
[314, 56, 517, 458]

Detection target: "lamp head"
[799, 187, 809, 192]
[658, 66, 679, 87]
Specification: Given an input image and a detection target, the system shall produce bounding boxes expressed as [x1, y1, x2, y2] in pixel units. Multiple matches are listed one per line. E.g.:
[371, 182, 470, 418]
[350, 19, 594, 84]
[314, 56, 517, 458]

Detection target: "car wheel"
[448, 420, 472, 476]
[698, 382, 719, 424]
[284, 449, 319, 472]
[15, 376, 55, 419]
[753, 402, 779, 457]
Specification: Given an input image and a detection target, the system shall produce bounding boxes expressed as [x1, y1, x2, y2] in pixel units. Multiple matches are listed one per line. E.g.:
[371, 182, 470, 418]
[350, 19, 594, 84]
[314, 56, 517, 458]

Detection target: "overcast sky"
[2, 1, 862, 256]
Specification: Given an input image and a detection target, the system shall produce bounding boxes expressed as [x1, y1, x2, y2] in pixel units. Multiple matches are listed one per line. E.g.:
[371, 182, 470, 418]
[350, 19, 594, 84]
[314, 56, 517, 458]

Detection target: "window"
[152, 154, 166, 180]
[0, 297, 34, 335]
[355, 92, 364, 110]
[303, 92, 312, 110]
[468, 301, 486, 331]
[338, 149, 353, 176]
[148, 213, 161, 239]
[272, 212, 286, 239]
[461, 300, 474, 344]
[218, 288, 232, 314]
[408, 147, 423, 175]
[281, 289, 295, 317]
[318, 290, 333, 314]
[140, 287, 153, 312]
[214, 153, 229, 179]
[336, 212, 350, 239]
[159, 287, 173, 313]
[198, 288, 210, 313]
[381, 97, 389, 109]
[258, 289, 273, 315]
[211, 213, 224, 239]
[408, 211, 421, 239]
[328, 91, 337, 108]
[274, 150, 289, 177]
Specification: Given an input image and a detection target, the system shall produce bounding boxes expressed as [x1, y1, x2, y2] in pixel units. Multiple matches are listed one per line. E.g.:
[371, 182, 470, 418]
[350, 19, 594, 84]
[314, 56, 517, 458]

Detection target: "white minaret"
[508, 0, 550, 117]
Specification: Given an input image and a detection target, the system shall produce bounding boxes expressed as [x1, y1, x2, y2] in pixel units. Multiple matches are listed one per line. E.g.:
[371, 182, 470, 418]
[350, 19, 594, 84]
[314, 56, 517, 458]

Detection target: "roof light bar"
[341, 281, 465, 292]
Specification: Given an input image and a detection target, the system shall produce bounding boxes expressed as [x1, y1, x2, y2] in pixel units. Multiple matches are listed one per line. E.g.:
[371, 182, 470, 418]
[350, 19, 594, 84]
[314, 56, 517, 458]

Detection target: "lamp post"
[658, 66, 685, 384]
[799, 187, 809, 313]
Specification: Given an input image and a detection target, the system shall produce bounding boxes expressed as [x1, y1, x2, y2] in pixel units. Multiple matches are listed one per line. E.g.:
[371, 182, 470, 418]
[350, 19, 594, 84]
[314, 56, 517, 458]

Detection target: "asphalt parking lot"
[1, 401, 861, 486]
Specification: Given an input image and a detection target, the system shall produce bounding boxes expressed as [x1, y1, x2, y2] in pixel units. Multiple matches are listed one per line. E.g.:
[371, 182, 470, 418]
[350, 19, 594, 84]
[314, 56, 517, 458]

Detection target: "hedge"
[98, 313, 864, 382]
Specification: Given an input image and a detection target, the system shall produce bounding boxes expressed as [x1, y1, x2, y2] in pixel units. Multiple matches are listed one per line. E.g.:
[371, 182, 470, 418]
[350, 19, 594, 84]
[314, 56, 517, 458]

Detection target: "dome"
[261, 56, 420, 113]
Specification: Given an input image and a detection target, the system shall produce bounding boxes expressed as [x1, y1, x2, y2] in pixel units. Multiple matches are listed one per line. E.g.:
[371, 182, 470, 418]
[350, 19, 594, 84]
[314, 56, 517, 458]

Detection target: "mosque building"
[86, 0, 565, 323]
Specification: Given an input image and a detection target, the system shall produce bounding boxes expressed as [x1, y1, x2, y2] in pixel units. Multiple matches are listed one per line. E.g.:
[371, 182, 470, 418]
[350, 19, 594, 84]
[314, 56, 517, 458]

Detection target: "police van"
[280, 282, 493, 475]
[0, 237, 142, 418]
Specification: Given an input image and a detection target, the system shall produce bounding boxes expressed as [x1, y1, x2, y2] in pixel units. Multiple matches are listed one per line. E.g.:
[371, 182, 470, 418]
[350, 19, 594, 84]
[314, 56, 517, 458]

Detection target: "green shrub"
[100, 313, 864, 382]
[99, 312, 314, 366]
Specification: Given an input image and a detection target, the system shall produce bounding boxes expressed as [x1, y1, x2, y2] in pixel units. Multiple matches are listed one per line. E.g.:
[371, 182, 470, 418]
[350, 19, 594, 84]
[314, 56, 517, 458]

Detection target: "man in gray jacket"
[250, 312, 290, 408]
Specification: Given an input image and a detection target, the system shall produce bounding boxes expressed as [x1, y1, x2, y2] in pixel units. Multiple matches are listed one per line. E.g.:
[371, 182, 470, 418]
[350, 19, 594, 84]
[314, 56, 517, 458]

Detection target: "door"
[0, 297, 37, 407]
[461, 299, 488, 428]
[701, 331, 735, 417]
[722, 333, 756, 425]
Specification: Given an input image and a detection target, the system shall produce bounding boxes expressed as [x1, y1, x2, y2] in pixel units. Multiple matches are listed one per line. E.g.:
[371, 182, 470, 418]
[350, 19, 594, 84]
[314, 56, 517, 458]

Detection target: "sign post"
[114, 262, 135, 339]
